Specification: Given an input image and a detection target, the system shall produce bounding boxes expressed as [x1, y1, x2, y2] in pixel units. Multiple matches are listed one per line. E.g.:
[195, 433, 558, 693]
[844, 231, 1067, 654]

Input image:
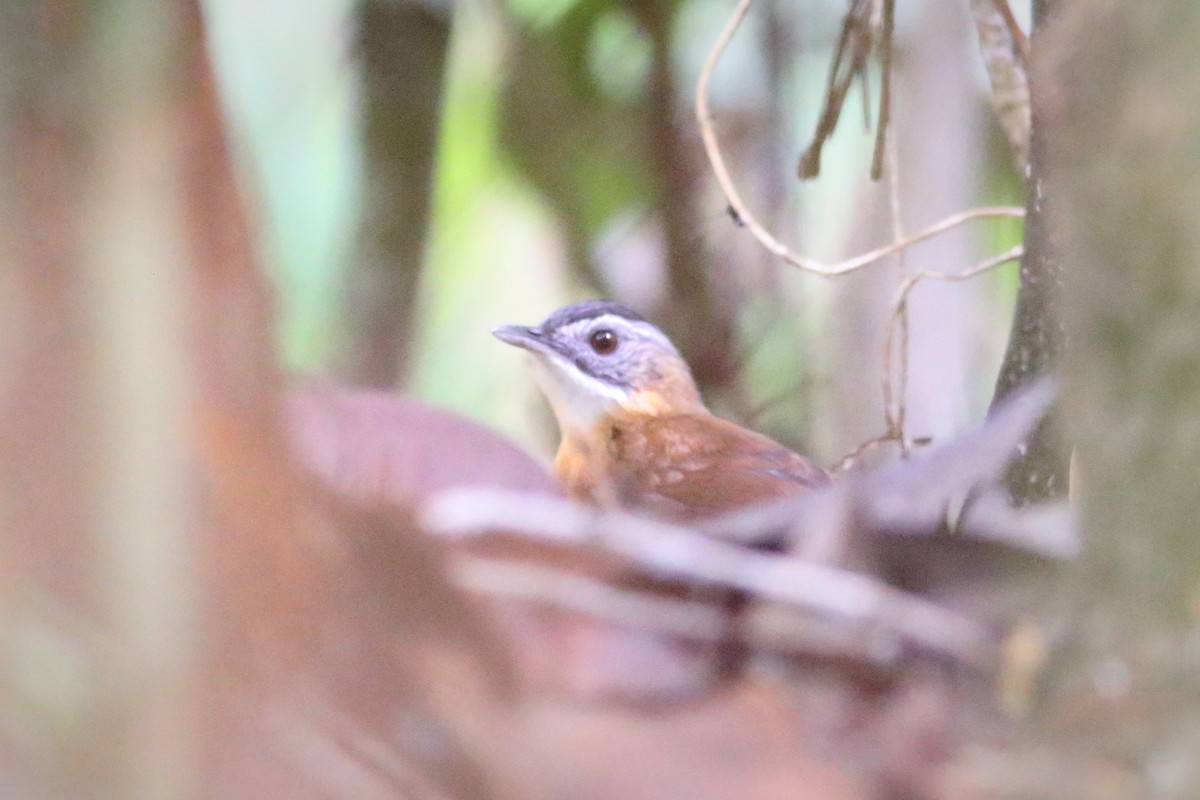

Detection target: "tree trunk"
[1042, 1, 1200, 793]
[0, 2, 212, 797]
[1052, 1, 1200, 634]
[990, 0, 1069, 505]
[638, 1, 737, 395]
[340, 0, 453, 387]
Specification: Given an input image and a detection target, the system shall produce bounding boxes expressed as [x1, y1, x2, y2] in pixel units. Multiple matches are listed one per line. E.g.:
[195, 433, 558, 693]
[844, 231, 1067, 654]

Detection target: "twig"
[885, 245, 1025, 353]
[869, 0, 896, 181]
[423, 489, 993, 667]
[880, 246, 1025, 444]
[454, 556, 727, 638]
[881, 294, 911, 448]
[453, 556, 913, 667]
[695, 0, 1023, 276]
[799, 0, 873, 179]
[831, 434, 902, 474]
[881, 119, 910, 453]
[870, 246, 1024, 458]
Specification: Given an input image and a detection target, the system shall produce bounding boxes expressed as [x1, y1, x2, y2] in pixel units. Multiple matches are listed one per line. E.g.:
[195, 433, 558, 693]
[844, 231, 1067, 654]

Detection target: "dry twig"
[874, 246, 1025, 450]
[695, 0, 1024, 277]
[453, 556, 920, 667]
[884, 246, 1024, 389]
[799, 0, 874, 179]
[869, 0, 896, 181]
[453, 556, 726, 643]
[882, 121, 909, 450]
[424, 489, 993, 667]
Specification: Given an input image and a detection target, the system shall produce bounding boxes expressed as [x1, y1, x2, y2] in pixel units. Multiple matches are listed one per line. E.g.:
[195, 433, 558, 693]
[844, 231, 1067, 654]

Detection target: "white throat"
[529, 354, 629, 434]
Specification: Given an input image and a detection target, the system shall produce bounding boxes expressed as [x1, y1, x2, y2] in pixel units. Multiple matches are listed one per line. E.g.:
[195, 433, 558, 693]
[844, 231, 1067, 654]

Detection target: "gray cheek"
[558, 333, 657, 389]
[581, 354, 624, 387]
[573, 354, 600, 379]
[579, 348, 640, 388]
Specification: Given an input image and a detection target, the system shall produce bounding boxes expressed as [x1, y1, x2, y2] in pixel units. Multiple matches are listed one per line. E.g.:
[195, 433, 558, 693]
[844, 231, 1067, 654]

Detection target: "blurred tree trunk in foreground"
[1053, 0, 1200, 651]
[1037, 1, 1200, 795]
[0, 3, 204, 797]
[340, 0, 453, 387]
[990, 0, 1069, 505]
[0, 2, 509, 799]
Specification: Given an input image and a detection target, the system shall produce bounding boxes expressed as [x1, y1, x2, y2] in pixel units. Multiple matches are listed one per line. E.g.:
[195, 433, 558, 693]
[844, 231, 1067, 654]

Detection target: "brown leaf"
[286, 384, 558, 505]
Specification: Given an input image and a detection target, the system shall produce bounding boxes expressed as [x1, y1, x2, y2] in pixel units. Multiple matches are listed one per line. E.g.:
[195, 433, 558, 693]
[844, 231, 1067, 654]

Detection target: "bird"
[492, 300, 829, 523]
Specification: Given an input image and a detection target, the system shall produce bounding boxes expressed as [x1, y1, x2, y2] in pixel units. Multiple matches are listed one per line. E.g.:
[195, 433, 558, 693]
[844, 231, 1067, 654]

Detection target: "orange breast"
[553, 437, 603, 504]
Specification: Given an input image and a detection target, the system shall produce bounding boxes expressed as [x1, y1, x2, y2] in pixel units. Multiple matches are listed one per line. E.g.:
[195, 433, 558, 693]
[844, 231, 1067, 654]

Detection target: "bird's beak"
[492, 324, 552, 355]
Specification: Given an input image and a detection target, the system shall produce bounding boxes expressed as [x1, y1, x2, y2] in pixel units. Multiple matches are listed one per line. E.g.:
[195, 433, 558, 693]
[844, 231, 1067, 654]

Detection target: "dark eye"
[588, 328, 618, 355]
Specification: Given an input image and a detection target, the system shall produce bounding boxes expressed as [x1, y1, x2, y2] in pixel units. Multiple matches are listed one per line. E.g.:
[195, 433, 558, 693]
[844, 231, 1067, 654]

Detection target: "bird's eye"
[588, 328, 619, 355]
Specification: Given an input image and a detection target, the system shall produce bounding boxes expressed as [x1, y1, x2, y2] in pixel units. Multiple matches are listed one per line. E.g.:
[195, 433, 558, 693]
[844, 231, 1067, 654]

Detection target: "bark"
[0, 2, 205, 797]
[638, 1, 737, 394]
[1051, 1, 1200, 630]
[0, 4, 508, 799]
[1039, 1, 1200, 793]
[990, 0, 1069, 505]
[341, 0, 453, 387]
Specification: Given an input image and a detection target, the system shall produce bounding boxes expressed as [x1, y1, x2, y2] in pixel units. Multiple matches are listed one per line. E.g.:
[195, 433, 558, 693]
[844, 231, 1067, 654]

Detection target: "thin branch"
[453, 556, 727, 641]
[830, 246, 1026, 467]
[881, 298, 911, 447]
[882, 121, 909, 451]
[424, 489, 994, 668]
[881, 246, 1025, 440]
[453, 556, 917, 667]
[869, 0, 896, 181]
[885, 245, 1025, 344]
[818, 206, 1024, 274]
[695, 0, 1023, 277]
[831, 435, 903, 474]
[799, 0, 873, 178]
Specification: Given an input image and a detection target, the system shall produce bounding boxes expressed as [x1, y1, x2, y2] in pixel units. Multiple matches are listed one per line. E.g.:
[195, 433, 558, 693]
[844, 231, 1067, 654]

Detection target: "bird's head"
[493, 300, 704, 433]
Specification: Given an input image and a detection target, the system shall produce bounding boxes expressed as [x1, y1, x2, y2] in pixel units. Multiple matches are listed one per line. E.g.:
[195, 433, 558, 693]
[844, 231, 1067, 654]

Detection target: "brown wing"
[609, 412, 829, 521]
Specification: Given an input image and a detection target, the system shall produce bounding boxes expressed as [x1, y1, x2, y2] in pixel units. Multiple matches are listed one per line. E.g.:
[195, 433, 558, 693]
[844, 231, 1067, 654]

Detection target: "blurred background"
[204, 0, 1025, 465]
[21, 1, 1200, 798]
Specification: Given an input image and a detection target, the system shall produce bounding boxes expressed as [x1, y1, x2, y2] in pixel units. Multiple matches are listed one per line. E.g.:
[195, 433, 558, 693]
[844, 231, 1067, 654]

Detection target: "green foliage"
[505, 0, 585, 30]
[498, 1, 659, 267]
[587, 10, 653, 102]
